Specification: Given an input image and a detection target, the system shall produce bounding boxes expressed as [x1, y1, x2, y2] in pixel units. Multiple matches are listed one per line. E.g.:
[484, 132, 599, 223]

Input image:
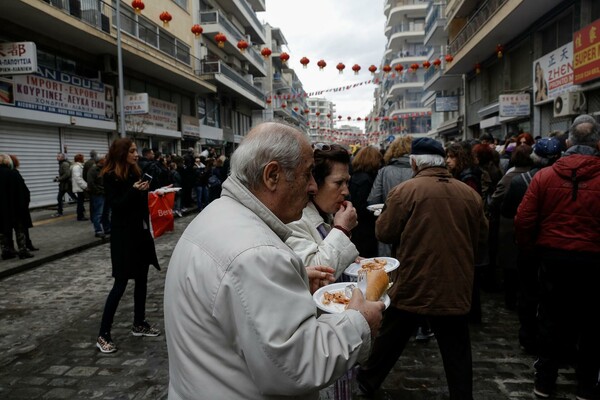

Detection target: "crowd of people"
[1, 115, 599, 399]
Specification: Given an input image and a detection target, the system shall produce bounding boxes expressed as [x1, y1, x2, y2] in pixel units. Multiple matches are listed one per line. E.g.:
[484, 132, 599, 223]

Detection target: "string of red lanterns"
[159, 11, 172, 27]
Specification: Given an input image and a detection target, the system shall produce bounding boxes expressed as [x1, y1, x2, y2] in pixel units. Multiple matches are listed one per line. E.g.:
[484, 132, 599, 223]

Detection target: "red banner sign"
[573, 18, 600, 84]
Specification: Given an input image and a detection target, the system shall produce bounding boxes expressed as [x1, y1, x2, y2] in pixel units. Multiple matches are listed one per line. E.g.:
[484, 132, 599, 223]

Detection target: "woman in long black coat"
[96, 138, 160, 353]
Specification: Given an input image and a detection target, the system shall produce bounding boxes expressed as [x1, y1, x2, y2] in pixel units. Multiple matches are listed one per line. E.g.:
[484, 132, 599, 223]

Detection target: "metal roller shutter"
[62, 129, 111, 160]
[0, 122, 61, 208]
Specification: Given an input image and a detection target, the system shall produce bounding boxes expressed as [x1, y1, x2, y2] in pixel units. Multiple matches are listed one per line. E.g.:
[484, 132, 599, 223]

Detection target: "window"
[541, 11, 573, 54]
[172, 0, 188, 10]
[159, 30, 176, 57]
[468, 75, 481, 104]
[139, 18, 158, 48]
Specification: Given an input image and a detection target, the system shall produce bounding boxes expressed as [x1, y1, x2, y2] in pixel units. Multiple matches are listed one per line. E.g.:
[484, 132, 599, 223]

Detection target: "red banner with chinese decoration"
[573, 18, 600, 84]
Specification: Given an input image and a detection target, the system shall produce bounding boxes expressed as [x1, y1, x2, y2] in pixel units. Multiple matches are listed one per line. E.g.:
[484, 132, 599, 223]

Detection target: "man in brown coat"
[357, 137, 488, 400]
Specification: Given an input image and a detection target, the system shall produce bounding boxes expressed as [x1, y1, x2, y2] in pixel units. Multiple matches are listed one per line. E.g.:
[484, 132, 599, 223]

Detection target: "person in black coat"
[0, 154, 17, 259]
[96, 138, 160, 353]
[348, 146, 382, 258]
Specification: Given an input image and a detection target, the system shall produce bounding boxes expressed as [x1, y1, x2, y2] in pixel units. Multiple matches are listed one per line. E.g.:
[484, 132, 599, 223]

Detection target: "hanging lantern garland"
[368, 65, 377, 74]
[394, 64, 404, 73]
[475, 63, 481, 74]
[317, 59, 327, 70]
[382, 65, 392, 74]
[433, 58, 441, 68]
[496, 44, 504, 58]
[131, 0, 144, 14]
[280, 52, 290, 64]
[159, 11, 172, 27]
[410, 63, 419, 72]
[352, 64, 361, 75]
[300, 56, 310, 69]
[260, 47, 272, 59]
[422, 60, 431, 69]
[336, 62, 345, 74]
[191, 24, 203, 37]
[214, 32, 227, 48]
[237, 39, 249, 52]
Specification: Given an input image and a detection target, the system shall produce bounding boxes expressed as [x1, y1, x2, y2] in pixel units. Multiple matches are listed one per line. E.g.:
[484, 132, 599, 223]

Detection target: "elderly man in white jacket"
[164, 122, 384, 400]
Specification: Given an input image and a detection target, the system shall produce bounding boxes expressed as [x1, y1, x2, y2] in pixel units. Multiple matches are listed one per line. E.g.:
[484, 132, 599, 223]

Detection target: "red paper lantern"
[300, 57, 310, 69]
[394, 64, 404, 73]
[159, 11, 172, 27]
[266, 97, 272, 104]
[496, 44, 504, 58]
[237, 39, 249, 52]
[281, 102, 287, 109]
[347, 116, 351, 121]
[317, 59, 327, 70]
[410, 63, 419, 71]
[214, 33, 227, 48]
[368, 65, 377, 74]
[445, 54, 453, 63]
[338, 115, 342, 120]
[304, 108, 310, 114]
[326, 113, 331, 118]
[191, 24, 203, 37]
[475, 63, 481, 74]
[382, 65, 392, 74]
[260, 47, 272, 59]
[432, 58, 441, 68]
[422, 60, 431, 69]
[364, 117, 369, 122]
[357, 117, 362, 121]
[131, 0, 144, 14]
[293, 106, 299, 112]
[352, 64, 361, 75]
[280, 52, 290, 64]
[316, 111, 321, 117]
[336, 62, 345, 74]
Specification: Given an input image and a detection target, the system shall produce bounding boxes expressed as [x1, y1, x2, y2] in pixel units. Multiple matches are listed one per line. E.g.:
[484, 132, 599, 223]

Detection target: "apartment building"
[0, 0, 271, 207]
[373, 0, 432, 143]
[306, 97, 336, 143]
[426, 0, 600, 142]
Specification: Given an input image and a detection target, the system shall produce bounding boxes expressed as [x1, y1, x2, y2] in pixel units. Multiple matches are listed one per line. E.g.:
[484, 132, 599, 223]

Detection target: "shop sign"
[124, 93, 149, 114]
[434, 96, 459, 112]
[125, 95, 178, 132]
[0, 66, 113, 120]
[573, 18, 600, 84]
[499, 93, 530, 117]
[181, 114, 200, 138]
[532, 42, 575, 104]
[0, 42, 37, 75]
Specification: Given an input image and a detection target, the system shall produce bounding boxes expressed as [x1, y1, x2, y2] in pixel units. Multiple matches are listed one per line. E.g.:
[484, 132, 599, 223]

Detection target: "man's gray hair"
[230, 122, 304, 190]
[569, 114, 600, 147]
[409, 154, 446, 170]
[89, 150, 98, 160]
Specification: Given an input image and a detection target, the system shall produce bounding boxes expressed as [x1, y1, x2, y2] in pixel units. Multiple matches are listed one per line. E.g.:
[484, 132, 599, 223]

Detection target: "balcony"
[424, 3, 447, 46]
[385, 0, 428, 19]
[200, 11, 267, 77]
[3, 0, 215, 95]
[387, 23, 425, 50]
[387, 0, 428, 28]
[445, 0, 564, 74]
[246, 0, 265, 12]
[216, 0, 266, 44]
[423, 64, 462, 91]
[198, 61, 265, 107]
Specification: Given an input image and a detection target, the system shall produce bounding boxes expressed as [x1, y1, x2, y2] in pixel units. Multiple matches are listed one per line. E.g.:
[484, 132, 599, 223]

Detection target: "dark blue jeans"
[194, 185, 208, 210]
[56, 188, 75, 215]
[91, 195, 111, 234]
[75, 192, 86, 219]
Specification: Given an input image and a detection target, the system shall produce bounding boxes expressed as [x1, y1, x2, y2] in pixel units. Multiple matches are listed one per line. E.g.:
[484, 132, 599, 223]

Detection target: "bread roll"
[365, 269, 389, 301]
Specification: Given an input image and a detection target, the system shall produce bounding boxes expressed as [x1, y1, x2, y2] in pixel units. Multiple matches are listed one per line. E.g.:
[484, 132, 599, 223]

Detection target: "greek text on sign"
[499, 94, 530, 117]
[0, 42, 38, 75]
[124, 93, 149, 115]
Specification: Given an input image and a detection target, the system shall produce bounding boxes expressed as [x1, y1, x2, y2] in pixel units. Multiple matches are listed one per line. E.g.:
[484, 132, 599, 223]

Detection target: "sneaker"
[534, 379, 554, 398]
[131, 321, 161, 337]
[95, 232, 106, 239]
[96, 335, 117, 353]
[18, 250, 34, 259]
[415, 326, 435, 342]
[175, 210, 183, 218]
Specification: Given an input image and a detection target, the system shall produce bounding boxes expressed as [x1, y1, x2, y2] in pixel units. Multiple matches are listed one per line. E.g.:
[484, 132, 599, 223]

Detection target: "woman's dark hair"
[352, 146, 382, 174]
[511, 144, 534, 167]
[445, 142, 473, 176]
[74, 153, 84, 163]
[101, 138, 141, 181]
[313, 144, 350, 187]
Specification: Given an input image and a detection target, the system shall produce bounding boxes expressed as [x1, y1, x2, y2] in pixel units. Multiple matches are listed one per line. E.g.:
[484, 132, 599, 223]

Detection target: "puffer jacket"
[71, 162, 87, 193]
[515, 147, 600, 253]
[367, 156, 413, 205]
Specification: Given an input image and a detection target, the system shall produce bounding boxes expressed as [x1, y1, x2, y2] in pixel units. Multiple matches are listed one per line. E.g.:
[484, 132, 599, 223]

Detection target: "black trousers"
[358, 307, 473, 400]
[535, 249, 600, 391]
[99, 275, 148, 337]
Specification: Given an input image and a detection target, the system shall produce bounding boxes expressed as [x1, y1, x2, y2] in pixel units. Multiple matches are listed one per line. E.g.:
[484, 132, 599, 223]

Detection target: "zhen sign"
[0, 42, 37, 75]
[573, 18, 600, 84]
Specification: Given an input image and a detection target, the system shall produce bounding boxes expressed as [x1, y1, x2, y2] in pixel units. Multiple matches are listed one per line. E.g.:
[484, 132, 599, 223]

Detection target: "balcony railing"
[424, 64, 438, 82]
[237, 0, 266, 38]
[425, 3, 445, 35]
[389, 23, 425, 35]
[200, 11, 264, 68]
[199, 61, 264, 100]
[448, 0, 509, 56]
[44, 0, 111, 33]
[390, 0, 429, 6]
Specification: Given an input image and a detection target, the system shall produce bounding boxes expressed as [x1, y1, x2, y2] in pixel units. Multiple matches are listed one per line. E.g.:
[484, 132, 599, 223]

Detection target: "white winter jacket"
[164, 177, 371, 400]
[71, 162, 87, 193]
[286, 202, 359, 279]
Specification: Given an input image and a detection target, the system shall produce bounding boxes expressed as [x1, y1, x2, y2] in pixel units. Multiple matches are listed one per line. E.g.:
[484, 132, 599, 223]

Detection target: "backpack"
[208, 174, 221, 188]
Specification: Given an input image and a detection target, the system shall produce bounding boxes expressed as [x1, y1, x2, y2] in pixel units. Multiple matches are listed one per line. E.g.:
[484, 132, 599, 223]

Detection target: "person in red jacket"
[515, 115, 600, 400]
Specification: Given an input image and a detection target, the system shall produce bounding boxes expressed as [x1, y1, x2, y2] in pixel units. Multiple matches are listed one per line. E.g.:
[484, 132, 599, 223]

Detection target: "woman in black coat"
[96, 138, 160, 353]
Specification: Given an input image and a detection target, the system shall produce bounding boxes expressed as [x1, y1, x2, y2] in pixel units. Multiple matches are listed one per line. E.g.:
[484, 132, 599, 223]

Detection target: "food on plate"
[322, 290, 350, 306]
[360, 258, 387, 271]
[366, 269, 389, 301]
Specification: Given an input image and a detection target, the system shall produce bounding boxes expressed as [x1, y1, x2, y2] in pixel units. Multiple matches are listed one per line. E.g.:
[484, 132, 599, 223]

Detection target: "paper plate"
[343, 257, 400, 278]
[313, 282, 391, 313]
[366, 204, 384, 212]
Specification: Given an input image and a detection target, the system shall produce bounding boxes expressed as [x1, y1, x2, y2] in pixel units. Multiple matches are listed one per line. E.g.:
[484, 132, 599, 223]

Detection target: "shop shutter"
[0, 122, 61, 208]
[62, 129, 111, 159]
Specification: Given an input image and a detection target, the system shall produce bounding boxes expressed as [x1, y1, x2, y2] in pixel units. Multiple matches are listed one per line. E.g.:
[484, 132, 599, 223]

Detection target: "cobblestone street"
[0, 213, 579, 399]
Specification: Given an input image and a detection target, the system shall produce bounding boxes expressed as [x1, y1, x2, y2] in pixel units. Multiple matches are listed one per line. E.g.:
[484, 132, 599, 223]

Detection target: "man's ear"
[263, 161, 280, 191]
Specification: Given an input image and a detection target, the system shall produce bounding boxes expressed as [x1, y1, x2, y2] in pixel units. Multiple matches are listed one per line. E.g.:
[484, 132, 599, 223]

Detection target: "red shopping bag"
[148, 191, 175, 238]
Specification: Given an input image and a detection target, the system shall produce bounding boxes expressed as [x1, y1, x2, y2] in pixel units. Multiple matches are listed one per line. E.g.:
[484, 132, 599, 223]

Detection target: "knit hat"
[533, 137, 562, 158]
[571, 114, 600, 130]
[411, 138, 445, 158]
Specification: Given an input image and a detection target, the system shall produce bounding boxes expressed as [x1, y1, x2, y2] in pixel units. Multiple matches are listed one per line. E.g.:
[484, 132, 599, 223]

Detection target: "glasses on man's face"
[312, 143, 331, 151]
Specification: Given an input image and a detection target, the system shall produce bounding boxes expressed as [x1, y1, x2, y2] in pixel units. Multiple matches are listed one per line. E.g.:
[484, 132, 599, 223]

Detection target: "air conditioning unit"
[554, 91, 586, 117]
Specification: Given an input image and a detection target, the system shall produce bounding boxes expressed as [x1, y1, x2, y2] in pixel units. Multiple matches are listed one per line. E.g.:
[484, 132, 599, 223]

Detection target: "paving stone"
[41, 366, 71, 376]
[64, 366, 98, 377]
[6, 387, 45, 399]
[42, 387, 77, 399]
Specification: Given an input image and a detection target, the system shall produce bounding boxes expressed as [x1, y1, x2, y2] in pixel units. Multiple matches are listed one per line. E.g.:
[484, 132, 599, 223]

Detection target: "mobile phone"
[141, 173, 153, 183]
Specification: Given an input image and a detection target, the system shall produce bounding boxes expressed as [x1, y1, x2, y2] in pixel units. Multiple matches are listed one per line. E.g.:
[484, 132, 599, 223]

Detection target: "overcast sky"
[257, 1, 387, 130]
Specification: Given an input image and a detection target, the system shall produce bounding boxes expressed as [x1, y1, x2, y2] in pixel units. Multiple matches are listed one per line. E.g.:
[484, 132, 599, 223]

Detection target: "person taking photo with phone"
[96, 138, 161, 353]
